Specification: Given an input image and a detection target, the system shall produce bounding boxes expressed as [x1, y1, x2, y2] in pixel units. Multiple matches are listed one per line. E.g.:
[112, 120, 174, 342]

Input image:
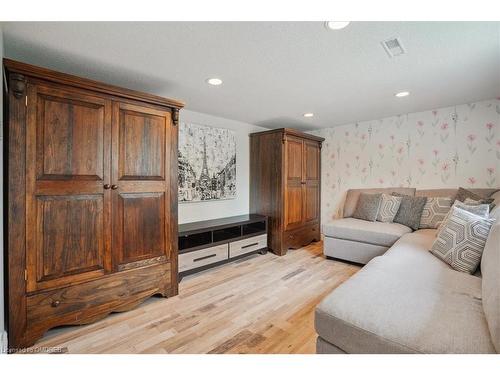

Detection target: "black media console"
[178, 214, 268, 279]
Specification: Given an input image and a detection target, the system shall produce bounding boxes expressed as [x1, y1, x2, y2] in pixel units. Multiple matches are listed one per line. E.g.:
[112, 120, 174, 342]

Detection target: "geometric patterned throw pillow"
[455, 199, 490, 217]
[419, 197, 453, 229]
[437, 200, 491, 236]
[376, 194, 402, 222]
[464, 197, 496, 211]
[430, 206, 495, 273]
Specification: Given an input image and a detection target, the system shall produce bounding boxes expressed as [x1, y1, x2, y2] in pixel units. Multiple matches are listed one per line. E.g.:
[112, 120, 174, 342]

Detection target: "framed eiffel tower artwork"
[179, 122, 237, 202]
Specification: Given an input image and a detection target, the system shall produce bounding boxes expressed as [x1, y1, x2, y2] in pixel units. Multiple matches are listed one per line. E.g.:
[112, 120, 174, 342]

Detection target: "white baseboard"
[0, 330, 7, 354]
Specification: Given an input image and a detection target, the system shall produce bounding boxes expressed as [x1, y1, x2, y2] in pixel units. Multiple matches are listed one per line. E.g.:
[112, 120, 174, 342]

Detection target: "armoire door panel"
[26, 83, 113, 293]
[284, 184, 303, 230]
[286, 137, 303, 182]
[28, 194, 106, 292]
[304, 141, 320, 181]
[303, 140, 321, 223]
[304, 184, 320, 223]
[35, 86, 106, 181]
[112, 101, 172, 271]
[118, 104, 166, 181]
[118, 192, 166, 267]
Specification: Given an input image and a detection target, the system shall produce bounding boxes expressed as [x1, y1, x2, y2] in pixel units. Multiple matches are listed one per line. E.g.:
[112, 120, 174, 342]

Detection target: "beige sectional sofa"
[316, 188, 500, 354]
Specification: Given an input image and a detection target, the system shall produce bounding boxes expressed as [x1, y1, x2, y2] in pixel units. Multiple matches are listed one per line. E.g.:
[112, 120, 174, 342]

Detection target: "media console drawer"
[179, 244, 229, 272]
[230, 234, 267, 258]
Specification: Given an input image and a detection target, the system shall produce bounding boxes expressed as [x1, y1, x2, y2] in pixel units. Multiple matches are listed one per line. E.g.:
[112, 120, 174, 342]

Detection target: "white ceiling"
[3, 22, 500, 130]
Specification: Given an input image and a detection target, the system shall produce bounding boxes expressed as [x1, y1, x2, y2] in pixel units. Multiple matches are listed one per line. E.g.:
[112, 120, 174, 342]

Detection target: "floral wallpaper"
[310, 98, 500, 225]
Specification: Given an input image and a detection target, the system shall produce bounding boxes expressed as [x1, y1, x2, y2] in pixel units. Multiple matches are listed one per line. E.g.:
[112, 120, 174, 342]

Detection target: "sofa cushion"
[316, 231, 496, 353]
[419, 197, 453, 229]
[352, 193, 382, 221]
[431, 207, 495, 274]
[392, 193, 427, 230]
[343, 188, 416, 218]
[376, 194, 402, 222]
[323, 218, 412, 247]
[481, 223, 500, 352]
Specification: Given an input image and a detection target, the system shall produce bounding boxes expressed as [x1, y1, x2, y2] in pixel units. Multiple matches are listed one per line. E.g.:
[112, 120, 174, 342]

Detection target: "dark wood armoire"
[249, 128, 324, 256]
[3, 59, 184, 349]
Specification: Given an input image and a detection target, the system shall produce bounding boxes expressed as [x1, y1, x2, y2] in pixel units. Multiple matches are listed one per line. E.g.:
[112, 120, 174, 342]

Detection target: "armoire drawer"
[26, 262, 171, 330]
[229, 234, 267, 258]
[179, 244, 229, 272]
[284, 224, 320, 249]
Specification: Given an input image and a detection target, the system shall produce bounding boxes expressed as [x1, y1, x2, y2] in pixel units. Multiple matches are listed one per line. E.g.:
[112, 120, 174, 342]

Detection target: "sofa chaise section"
[323, 219, 412, 264]
[323, 187, 416, 264]
[315, 228, 498, 354]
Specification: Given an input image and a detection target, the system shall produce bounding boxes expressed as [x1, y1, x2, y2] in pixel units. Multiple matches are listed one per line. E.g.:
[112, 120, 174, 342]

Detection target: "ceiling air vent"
[381, 37, 405, 58]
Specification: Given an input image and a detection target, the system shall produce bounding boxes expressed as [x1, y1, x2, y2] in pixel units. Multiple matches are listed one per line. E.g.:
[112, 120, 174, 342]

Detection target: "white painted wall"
[178, 110, 266, 224]
[0, 24, 7, 352]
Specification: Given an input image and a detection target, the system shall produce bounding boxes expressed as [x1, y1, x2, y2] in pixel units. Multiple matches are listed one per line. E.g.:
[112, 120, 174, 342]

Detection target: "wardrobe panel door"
[303, 140, 321, 224]
[286, 137, 303, 183]
[284, 136, 304, 230]
[112, 102, 174, 271]
[26, 84, 112, 292]
[284, 184, 303, 229]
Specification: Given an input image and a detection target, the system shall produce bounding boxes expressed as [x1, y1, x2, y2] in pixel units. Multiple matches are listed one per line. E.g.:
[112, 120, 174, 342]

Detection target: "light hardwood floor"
[29, 242, 359, 354]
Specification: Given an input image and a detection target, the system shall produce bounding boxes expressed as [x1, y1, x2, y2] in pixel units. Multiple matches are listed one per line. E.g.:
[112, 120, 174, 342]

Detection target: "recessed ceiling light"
[303, 113, 314, 118]
[325, 21, 350, 30]
[206, 78, 223, 86]
[395, 91, 410, 98]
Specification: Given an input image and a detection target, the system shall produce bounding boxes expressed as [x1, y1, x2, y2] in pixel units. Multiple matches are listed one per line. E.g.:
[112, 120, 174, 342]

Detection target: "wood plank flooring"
[28, 242, 359, 354]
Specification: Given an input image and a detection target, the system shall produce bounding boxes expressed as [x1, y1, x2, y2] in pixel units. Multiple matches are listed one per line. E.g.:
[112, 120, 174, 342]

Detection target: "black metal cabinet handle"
[193, 254, 217, 262]
[241, 242, 259, 249]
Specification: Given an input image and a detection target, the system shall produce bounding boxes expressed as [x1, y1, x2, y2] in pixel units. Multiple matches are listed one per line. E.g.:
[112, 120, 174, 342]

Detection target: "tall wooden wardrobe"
[3, 59, 184, 349]
[249, 128, 324, 256]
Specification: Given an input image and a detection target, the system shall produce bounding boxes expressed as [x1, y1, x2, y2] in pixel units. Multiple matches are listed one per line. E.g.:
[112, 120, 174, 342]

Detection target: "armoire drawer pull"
[103, 184, 111, 189]
[111, 185, 119, 190]
[193, 254, 217, 262]
[51, 300, 61, 308]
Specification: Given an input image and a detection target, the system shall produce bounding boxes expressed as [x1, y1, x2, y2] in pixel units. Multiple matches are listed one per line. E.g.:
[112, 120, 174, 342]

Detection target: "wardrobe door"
[303, 140, 321, 224]
[284, 135, 304, 230]
[25, 83, 112, 293]
[111, 101, 174, 271]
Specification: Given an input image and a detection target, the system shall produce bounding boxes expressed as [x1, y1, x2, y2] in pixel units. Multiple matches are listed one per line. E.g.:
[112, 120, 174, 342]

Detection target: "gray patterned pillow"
[431, 206, 495, 273]
[376, 194, 402, 222]
[419, 197, 453, 229]
[437, 200, 490, 237]
[352, 193, 382, 222]
[392, 193, 427, 230]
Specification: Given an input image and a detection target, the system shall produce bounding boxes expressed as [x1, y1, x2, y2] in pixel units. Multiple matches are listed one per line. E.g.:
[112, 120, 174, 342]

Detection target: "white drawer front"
[179, 244, 229, 272]
[229, 234, 267, 258]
